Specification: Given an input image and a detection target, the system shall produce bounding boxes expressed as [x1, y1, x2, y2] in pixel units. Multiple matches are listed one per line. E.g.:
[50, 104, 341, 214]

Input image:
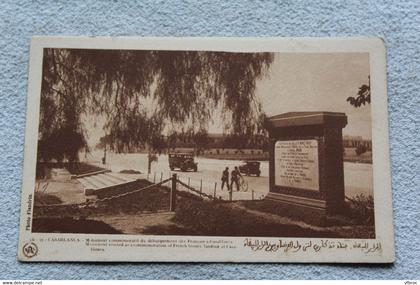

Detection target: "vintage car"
[238, 161, 261, 176]
[168, 153, 198, 172]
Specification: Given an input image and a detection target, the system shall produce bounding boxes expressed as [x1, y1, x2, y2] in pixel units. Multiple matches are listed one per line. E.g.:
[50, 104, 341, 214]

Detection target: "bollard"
[153, 173, 156, 183]
[252, 189, 254, 200]
[200, 179, 203, 192]
[170, 174, 177, 211]
[213, 182, 217, 198]
[188, 177, 190, 187]
[160, 172, 163, 182]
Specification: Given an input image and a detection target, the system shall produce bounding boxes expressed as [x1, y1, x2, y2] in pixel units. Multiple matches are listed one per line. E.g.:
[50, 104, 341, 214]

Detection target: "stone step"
[89, 174, 118, 188]
[77, 172, 137, 193]
[83, 175, 111, 188]
[78, 177, 98, 190]
[106, 173, 131, 183]
[96, 173, 124, 185]
[79, 177, 102, 190]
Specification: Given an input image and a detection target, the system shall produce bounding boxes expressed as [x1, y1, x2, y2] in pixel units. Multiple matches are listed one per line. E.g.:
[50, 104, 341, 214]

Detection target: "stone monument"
[266, 111, 348, 218]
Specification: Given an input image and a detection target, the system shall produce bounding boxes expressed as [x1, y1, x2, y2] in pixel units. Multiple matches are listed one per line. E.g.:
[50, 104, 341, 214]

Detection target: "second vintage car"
[238, 161, 261, 176]
[168, 152, 198, 172]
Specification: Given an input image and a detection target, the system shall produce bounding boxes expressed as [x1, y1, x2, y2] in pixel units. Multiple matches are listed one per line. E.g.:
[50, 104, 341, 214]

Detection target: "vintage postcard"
[18, 37, 394, 262]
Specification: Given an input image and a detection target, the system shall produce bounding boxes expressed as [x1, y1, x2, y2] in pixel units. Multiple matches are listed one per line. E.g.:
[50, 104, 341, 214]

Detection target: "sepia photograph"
[18, 37, 394, 262]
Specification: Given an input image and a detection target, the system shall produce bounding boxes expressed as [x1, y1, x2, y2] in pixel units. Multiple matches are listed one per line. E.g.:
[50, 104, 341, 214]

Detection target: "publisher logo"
[22, 242, 38, 258]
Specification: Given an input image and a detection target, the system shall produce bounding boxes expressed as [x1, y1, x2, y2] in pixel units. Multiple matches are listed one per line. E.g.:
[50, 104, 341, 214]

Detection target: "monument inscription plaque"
[274, 140, 319, 191]
[267, 111, 348, 217]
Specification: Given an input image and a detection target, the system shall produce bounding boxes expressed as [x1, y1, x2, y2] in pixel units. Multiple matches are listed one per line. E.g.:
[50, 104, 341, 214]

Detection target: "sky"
[258, 52, 371, 139]
[208, 52, 371, 139]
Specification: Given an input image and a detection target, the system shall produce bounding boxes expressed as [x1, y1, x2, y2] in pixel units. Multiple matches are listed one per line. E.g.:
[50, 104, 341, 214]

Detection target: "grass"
[241, 199, 329, 225]
[36, 162, 106, 179]
[33, 179, 171, 218]
[173, 199, 338, 237]
[32, 179, 374, 238]
[33, 217, 121, 234]
[239, 197, 375, 238]
[32, 180, 173, 234]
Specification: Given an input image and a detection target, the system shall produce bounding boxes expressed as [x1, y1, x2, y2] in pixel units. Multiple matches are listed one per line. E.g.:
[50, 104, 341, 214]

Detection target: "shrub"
[345, 194, 374, 225]
[119, 169, 142, 174]
[66, 162, 105, 175]
[355, 144, 367, 156]
[34, 192, 62, 206]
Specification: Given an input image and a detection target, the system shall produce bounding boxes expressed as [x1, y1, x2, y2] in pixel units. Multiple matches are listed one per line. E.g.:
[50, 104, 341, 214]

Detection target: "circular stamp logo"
[22, 242, 38, 258]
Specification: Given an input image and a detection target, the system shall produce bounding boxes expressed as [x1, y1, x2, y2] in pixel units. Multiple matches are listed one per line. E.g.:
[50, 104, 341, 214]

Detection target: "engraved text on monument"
[274, 140, 319, 191]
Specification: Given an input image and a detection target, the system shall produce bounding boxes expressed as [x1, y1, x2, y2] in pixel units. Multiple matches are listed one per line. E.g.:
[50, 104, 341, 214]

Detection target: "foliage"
[355, 144, 368, 156]
[38, 127, 86, 164]
[345, 194, 375, 225]
[163, 131, 270, 151]
[66, 162, 106, 175]
[347, 76, 371, 107]
[40, 49, 274, 158]
[220, 133, 270, 150]
[166, 129, 209, 150]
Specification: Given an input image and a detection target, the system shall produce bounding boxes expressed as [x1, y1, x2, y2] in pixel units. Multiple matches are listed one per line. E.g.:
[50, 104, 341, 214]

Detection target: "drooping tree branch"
[39, 48, 274, 160]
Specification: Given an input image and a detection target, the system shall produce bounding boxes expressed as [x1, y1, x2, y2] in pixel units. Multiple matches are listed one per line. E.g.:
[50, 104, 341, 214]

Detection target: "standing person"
[230, 166, 243, 191]
[147, 152, 155, 174]
[102, 147, 107, 165]
[221, 167, 230, 191]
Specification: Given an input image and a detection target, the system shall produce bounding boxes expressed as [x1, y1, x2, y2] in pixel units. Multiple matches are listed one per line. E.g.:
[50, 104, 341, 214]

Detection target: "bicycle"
[238, 176, 249, 192]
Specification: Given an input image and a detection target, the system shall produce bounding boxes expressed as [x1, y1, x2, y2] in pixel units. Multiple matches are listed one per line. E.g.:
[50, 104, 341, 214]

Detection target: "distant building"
[202, 148, 265, 155]
[343, 135, 372, 150]
[207, 133, 224, 147]
[167, 133, 269, 159]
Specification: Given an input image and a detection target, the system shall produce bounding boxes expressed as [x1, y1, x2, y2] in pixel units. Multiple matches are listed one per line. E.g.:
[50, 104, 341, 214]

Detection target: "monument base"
[265, 192, 327, 224]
